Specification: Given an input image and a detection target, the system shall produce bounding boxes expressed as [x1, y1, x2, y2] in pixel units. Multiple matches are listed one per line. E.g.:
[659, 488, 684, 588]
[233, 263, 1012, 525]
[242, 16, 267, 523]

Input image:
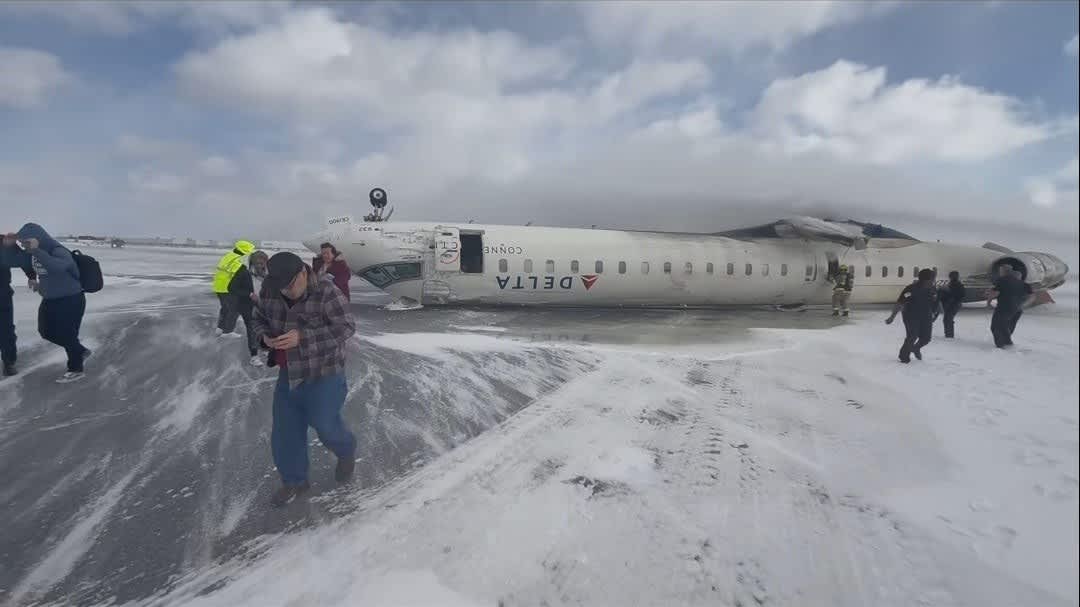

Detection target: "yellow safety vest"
[212, 251, 244, 293]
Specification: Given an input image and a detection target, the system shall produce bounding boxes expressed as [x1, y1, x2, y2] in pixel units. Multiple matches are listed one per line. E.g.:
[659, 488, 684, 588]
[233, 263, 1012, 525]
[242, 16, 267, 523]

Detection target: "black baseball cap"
[265, 252, 307, 292]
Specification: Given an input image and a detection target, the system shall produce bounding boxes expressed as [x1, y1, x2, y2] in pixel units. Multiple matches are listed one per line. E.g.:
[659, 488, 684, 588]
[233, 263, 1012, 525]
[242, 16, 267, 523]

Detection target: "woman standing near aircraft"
[312, 242, 352, 302]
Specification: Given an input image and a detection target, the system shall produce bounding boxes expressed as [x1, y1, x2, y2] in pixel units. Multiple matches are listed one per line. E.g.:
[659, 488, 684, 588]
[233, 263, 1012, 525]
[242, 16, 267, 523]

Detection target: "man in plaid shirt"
[254, 252, 357, 507]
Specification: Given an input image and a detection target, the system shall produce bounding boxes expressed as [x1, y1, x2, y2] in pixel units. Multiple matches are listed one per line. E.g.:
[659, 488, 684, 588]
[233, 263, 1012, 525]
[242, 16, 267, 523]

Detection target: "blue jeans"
[272, 371, 356, 485]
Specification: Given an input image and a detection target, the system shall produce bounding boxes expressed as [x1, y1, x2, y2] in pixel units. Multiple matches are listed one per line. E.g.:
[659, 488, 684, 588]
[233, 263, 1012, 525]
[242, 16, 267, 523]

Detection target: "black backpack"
[71, 249, 104, 293]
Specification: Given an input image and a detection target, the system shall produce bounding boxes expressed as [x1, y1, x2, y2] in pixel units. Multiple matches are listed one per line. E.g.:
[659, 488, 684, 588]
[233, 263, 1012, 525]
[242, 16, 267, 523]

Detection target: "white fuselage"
[305, 220, 1065, 308]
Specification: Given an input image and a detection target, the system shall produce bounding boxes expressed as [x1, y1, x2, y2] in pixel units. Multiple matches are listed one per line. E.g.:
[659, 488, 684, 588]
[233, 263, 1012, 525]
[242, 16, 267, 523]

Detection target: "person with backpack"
[1, 237, 38, 377]
[3, 223, 93, 382]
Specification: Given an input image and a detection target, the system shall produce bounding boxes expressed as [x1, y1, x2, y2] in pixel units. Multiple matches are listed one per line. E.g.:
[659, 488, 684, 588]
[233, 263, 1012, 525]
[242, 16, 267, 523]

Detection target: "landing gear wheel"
[369, 187, 388, 209]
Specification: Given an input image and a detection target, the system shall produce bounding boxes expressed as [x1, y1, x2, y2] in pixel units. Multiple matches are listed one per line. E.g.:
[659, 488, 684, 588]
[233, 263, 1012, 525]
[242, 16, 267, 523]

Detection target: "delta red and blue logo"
[496, 274, 601, 291]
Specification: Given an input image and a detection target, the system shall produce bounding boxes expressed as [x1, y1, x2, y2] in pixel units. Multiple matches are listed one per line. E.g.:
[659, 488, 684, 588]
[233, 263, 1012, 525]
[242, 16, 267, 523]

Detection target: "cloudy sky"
[1, 1, 1077, 246]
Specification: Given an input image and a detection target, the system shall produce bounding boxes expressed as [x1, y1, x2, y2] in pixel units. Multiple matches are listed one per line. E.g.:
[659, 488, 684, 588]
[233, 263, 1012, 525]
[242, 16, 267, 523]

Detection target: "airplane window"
[545, 259, 555, 273]
[781, 264, 788, 276]
[664, 262, 672, 274]
[762, 263, 770, 276]
[595, 260, 604, 274]
[745, 263, 752, 276]
[359, 263, 421, 288]
[805, 264, 813, 278]
[865, 265, 872, 277]
[641, 262, 650, 274]
[728, 263, 735, 275]
[881, 266, 888, 278]
[685, 262, 693, 274]
[706, 263, 714, 275]
[619, 261, 627, 274]
[499, 259, 508, 273]
[897, 266, 904, 278]
[524, 259, 533, 273]
[571, 260, 579, 272]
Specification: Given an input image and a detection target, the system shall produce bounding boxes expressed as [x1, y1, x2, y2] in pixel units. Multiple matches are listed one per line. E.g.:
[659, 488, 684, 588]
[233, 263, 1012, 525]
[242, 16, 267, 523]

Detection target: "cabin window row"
[498, 259, 791, 277]
[860, 265, 939, 278]
[495, 259, 941, 280]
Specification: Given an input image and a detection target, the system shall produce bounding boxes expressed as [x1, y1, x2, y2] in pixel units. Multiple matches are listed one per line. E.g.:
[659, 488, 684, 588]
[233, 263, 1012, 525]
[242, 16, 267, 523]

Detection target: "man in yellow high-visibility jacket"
[213, 240, 255, 335]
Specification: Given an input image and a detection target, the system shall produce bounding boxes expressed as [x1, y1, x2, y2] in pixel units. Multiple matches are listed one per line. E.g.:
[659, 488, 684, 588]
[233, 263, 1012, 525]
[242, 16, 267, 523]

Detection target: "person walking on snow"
[985, 265, 1031, 348]
[1007, 269, 1030, 336]
[212, 240, 256, 336]
[2, 224, 91, 382]
[312, 243, 351, 302]
[830, 264, 854, 316]
[938, 271, 966, 338]
[1, 237, 37, 377]
[227, 255, 266, 367]
[886, 268, 936, 364]
[253, 252, 358, 507]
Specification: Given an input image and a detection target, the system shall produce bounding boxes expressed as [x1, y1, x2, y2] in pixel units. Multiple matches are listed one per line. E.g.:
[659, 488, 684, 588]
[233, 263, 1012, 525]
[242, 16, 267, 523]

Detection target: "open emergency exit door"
[435, 227, 461, 273]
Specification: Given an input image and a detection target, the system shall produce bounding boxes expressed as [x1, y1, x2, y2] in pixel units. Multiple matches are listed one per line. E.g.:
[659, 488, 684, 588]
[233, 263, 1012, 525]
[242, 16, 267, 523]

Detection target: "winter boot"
[335, 454, 356, 483]
[270, 481, 310, 507]
[56, 371, 85, 384]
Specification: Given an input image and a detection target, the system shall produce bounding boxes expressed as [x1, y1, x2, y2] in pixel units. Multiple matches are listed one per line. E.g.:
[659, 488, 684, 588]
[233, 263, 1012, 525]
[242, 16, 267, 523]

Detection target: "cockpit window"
[359, 262, 422, 288]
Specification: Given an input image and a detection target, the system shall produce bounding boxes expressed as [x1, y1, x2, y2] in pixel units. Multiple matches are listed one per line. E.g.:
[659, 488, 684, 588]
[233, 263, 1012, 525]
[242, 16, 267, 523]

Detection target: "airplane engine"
[991, 252, 1069, 291]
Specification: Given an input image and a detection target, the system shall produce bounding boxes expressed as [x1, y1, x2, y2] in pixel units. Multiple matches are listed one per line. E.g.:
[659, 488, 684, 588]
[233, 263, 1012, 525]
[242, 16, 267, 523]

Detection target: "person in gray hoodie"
[2, 223, 90, 382]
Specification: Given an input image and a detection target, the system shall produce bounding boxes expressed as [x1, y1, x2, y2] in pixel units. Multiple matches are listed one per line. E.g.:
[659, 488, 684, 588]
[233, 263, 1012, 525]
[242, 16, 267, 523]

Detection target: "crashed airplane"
[303, 188, 1069, 309]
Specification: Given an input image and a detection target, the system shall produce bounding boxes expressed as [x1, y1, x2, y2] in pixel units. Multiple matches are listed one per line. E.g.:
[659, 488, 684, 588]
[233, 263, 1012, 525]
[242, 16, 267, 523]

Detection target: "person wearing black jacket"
[938, 271, 966, 339]
[886, 269, 937, 363]
[1007, 269, 1028, 335]
[986, 265, 1032, 348]
[1, 238, 38, 377]
[227, 262, 264, 367]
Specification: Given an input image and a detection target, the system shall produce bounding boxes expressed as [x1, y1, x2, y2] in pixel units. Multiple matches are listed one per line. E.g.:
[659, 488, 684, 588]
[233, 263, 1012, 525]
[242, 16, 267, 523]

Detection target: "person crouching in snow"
[253, 252, 358, 507]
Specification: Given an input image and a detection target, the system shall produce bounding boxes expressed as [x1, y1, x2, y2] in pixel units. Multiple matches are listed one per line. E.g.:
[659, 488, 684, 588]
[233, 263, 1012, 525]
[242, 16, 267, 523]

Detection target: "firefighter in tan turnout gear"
[831, 264, 854, 317]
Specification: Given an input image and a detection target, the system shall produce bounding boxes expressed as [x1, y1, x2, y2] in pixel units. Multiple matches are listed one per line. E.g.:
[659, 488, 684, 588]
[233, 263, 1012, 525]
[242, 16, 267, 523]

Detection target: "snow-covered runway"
[1, 246, 1076, 607]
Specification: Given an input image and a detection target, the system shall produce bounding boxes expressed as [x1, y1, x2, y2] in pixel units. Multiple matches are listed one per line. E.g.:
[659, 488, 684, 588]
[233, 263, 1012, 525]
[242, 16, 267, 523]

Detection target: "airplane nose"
[1041, 253, 1069, 288]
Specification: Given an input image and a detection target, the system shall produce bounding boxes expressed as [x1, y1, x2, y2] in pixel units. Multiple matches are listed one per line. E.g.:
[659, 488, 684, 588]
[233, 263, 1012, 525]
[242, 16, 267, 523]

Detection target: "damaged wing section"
[717, 217, 915, 248]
